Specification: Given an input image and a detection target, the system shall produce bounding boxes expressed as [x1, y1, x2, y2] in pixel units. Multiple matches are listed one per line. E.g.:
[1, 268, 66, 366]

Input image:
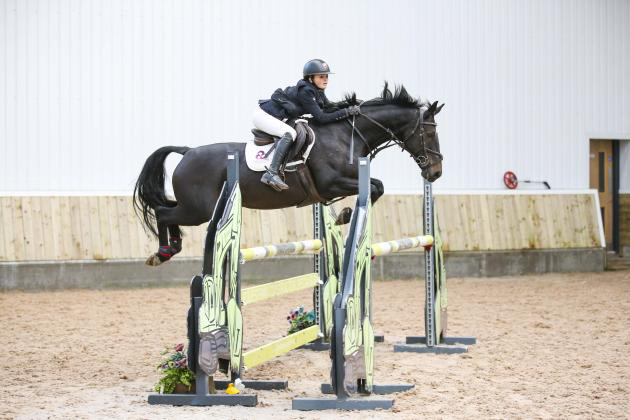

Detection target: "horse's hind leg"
[145, 203, 211, 266]
[168, 224, 183, 254]
[145, 219, 178, 266]
[144, 202, 183, 266]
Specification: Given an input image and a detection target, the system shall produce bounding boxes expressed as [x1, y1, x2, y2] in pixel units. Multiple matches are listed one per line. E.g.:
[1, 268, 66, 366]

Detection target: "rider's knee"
[285, 129, 297, 141]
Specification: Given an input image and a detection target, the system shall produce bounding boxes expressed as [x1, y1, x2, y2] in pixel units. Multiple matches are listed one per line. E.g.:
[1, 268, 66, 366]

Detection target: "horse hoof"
[145, 253, 163, 266]
[335, 207, 353, 225]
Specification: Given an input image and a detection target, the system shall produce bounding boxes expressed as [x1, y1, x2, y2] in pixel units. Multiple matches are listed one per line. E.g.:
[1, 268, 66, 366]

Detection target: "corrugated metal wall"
[1, 0, 629, 194]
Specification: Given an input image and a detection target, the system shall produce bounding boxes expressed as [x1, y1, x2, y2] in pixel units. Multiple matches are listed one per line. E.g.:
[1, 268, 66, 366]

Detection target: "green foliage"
[153, 343, 195, 394]
[287, 305, 316, 335]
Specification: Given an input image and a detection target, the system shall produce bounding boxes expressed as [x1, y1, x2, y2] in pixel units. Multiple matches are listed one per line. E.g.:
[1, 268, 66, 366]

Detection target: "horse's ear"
[424, 101, 438, 119]
[435, 103, 445, 115]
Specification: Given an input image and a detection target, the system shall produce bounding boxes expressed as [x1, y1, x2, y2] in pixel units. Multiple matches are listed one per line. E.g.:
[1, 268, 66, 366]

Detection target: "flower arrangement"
[153, 343, 195, 394]
[287, 305, 316, 334]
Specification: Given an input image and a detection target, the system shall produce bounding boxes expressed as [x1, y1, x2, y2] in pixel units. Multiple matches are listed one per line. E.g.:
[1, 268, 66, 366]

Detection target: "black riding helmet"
[303, 59, 334, 77]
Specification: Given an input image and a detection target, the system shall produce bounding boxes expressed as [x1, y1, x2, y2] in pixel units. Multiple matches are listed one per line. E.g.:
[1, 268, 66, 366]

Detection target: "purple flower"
[175, 343, 184, 352]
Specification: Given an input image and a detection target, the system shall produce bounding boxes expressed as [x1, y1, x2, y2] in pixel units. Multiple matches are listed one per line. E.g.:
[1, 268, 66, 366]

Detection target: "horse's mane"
[326, 82, 422, 111]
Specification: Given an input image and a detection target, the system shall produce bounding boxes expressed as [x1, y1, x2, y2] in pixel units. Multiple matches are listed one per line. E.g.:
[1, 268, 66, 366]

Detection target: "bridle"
[347, 104, 443, 169]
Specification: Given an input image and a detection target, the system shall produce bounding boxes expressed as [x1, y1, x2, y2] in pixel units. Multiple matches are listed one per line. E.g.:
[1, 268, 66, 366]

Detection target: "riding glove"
[347, 105, 361, 116]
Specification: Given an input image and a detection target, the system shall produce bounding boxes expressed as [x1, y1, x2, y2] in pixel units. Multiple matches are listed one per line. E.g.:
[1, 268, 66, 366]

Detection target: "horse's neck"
[357, 107, 413, 152]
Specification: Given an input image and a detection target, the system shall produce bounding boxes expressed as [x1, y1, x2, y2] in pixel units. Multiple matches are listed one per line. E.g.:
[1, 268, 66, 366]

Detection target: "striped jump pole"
[240, 239, 323, 262]
[371, 235, 434, 257]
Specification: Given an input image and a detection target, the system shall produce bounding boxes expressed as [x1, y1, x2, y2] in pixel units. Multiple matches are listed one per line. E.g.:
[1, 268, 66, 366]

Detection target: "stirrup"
[261, 171, 288, 191]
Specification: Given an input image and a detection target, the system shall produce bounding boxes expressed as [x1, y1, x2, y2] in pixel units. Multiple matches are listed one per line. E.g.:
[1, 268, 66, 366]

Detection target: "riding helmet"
[303, 59, 334, 77]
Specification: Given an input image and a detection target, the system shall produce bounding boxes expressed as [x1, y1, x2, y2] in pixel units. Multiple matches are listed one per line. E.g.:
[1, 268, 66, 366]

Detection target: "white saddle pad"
[244, 141, 276, 172]
[245, 122, 316, 172]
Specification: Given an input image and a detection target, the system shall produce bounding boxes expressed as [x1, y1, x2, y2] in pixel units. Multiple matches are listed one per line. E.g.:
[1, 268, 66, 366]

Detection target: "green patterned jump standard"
[293, 158, 413, 411]
[149, 153, 257, 407]
[393, 179, 476, 354]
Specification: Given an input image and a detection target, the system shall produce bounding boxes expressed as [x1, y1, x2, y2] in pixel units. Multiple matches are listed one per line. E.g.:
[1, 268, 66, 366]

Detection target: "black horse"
[134, 83, 443, 265]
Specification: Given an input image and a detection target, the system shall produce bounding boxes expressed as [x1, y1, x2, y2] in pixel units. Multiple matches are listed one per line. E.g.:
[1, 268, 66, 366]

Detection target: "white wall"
[1, 0, 629, 194]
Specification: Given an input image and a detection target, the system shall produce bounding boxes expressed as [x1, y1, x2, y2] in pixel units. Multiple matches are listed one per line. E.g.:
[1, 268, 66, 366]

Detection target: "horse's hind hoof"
[335, 207, 353, 225]
[145, 253, 163, 266]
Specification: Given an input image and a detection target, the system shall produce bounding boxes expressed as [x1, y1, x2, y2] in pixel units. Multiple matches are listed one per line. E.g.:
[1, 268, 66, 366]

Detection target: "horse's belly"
[240, 173, 310, 210]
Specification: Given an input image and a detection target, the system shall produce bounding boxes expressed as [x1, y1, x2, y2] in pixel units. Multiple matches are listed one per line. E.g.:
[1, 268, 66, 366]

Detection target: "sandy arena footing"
[1, 271, 629, 419]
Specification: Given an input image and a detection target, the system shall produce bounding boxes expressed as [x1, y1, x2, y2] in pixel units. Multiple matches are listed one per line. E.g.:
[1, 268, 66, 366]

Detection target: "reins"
[346, 102, 443, 168]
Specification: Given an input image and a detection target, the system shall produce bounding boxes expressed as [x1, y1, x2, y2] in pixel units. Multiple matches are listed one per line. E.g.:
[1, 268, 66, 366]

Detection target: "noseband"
[348, 106, 443, 169]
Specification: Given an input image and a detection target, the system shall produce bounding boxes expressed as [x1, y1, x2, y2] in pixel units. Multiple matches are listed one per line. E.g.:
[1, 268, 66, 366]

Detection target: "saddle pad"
[245, 141, 276, 172]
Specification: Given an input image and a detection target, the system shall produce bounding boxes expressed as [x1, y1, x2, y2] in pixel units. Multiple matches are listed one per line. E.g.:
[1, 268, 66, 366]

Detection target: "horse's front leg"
[330, 177, 385, 225]
[369, 178, 385, 204]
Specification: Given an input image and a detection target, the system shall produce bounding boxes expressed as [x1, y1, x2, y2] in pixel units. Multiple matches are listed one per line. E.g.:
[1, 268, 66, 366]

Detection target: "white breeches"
[252, 108, 297, 141]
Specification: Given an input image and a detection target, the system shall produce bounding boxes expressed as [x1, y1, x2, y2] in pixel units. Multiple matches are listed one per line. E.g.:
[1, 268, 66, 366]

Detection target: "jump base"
[148, 393, 257, 406]
[394, 343, 468, 354]
[214, 380, 288, 391]
[302, 335, 384, 349]
[299, 338, 330, 351]
[292, 397, 394, 411]
[320, 383, 413, 394]
[405, 335, 476, 345]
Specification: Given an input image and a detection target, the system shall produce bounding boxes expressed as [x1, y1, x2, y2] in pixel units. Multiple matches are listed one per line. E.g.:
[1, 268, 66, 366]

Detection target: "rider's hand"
[346, 105, 361, 116]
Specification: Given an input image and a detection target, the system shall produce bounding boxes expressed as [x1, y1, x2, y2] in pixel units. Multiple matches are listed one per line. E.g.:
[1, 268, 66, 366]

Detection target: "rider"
[254, 59, 361, 191]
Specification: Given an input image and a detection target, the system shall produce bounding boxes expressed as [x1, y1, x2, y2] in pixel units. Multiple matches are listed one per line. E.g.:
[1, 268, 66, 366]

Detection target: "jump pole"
[393, 180, 476, 354]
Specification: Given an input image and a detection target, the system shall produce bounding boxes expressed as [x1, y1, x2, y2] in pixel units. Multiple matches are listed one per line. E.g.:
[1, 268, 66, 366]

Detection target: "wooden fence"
[0, 192, 602, 262]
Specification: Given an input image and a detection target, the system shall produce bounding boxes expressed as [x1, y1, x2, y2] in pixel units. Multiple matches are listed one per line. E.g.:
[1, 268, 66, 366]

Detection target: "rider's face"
[312, 74, 328, 90]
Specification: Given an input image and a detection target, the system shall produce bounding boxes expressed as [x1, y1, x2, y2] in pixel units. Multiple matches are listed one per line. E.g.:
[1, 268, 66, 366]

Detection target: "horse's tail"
[133, 146, 191, 237]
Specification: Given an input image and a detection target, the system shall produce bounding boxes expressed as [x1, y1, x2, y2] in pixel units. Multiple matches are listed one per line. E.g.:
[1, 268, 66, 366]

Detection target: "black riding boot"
[261, 133, 292, 191]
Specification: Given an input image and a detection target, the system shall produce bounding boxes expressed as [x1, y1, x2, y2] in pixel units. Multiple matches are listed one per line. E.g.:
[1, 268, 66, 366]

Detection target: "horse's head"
[407, 99, 443, 182]
[336, 84, 444, 182]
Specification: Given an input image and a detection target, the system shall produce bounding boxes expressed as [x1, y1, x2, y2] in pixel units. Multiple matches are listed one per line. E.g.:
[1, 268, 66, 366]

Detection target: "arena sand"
[1, 271, 629, 419]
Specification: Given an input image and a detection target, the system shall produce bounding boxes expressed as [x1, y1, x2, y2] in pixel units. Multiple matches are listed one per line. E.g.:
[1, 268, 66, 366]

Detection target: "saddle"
[249, 120, 326, 207]
[251, 119, 315, 167]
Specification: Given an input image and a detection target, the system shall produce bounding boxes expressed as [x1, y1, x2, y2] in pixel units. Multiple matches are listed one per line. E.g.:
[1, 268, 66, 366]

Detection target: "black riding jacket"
[259, 80, 348, 124]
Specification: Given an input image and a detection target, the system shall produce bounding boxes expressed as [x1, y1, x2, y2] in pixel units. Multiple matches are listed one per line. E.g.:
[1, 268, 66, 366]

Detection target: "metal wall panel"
[1, 0, 629, 194]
